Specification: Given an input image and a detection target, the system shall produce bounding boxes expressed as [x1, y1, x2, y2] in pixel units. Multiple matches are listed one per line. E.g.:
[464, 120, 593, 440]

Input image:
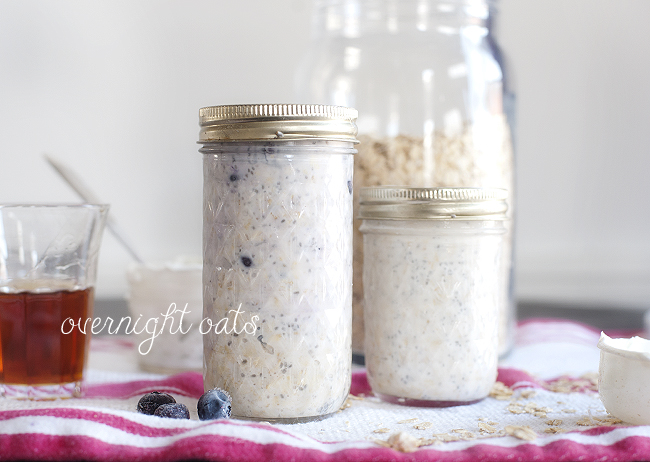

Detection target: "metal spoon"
[44, 154, 144, 263]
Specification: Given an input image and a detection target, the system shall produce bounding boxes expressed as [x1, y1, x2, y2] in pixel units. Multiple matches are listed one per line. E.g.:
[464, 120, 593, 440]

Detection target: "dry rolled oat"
[507, 402, 526, 414]
[397, 418, 419, 424]
[505, 425, 537, 441]
[577, 417, 594, 426]
[339, 394, 364, 411]
[594, 417, 624, 425]
[385, 432, 420, 452]
[478, 422, 498, 434]
[519, 390, 537, 399]
[414, 422, 433, 430]
[544, 373, 598, 394]
[544, 427, 565, 434]
[490, 381, 514, 400]
[452, 429, 476, 440]
[432, 433, 461, 443]
[418, 438, 441, 447]
[576, 415, 623, 427]
[508, 401, 553, 418]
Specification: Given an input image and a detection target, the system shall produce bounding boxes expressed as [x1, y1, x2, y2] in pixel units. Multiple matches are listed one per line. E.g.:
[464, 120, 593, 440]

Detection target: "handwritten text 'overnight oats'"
[60, 303, 259, 355]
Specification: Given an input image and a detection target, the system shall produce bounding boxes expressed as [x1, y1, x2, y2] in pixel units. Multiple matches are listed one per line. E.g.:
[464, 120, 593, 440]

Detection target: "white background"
[1, 0, 648, 311]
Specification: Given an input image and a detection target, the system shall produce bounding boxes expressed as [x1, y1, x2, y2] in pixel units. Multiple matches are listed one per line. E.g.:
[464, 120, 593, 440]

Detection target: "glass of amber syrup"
[0, 204, 108, 399]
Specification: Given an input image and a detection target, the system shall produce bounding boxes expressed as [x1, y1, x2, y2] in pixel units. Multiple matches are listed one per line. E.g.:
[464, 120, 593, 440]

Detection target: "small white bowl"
[598, 332, 650, 425]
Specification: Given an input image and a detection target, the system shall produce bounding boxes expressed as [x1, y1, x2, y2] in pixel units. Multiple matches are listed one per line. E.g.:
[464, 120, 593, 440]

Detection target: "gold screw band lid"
[358, 187, 508, 220]
[199, 104, 358, 143]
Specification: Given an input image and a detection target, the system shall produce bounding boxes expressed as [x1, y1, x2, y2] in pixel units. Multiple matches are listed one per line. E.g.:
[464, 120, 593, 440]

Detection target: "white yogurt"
[201, 141, 354, 421]
[598, 332, 650, 425]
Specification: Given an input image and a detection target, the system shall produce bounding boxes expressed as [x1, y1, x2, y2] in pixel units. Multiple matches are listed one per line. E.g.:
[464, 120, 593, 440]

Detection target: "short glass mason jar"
[359, 187, 507, 406]
[198, 104, 357, 422]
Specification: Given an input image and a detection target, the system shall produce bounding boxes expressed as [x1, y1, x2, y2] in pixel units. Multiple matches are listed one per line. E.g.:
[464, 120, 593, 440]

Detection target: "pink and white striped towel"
[0, 319, 648, 462]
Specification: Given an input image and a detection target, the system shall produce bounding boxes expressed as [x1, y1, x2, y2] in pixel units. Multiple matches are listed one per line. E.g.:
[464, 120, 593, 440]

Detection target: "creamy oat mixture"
[201, 142, 353, 421]
[360, 219, 504, 403]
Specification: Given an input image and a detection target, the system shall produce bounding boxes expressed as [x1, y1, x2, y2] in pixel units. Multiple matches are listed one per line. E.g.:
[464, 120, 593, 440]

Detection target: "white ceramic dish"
[597, 332, 650, 425]
[127, 256, 203, 373]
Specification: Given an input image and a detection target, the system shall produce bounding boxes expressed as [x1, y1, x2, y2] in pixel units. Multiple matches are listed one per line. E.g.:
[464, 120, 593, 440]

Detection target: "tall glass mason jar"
[295, 0, 516, 358]
[199, 104, 357, 422]
[359, 187, 508, 405]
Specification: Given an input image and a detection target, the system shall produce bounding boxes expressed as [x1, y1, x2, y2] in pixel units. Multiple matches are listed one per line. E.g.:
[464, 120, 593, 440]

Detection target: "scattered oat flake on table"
[505, 425, 537, 441]
[478, 422, 498, 434]
[508, 401, 552, 418]
[577, 416, 594, 426]
[414, 422, 433, 430]
[340, 394, 365, 410]
[544, 373, 598, 393]
[524, 402, 552, 414]
[544, 427, 565, 434]
[373, 428, 391, 434]
[397, 418, 419, 424]
[574, 415, 623, 428]
[562, 409, 577, 414]
[383, 432, 420, 452]
[418, 438, 441, 447]
[452, 429, 476, 440]
[478, 417, 499, 426]
[519, 389, 537, 399]
[546, 419, 563, 426]
[594, 416, 624, 426]
[507, 403, 526, 414]
[432, 433, 461, 443]
[490, 381, 514, 400]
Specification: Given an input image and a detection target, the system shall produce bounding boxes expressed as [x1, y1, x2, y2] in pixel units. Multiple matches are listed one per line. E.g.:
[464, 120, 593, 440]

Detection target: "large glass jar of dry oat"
[296, 0, 516, 359]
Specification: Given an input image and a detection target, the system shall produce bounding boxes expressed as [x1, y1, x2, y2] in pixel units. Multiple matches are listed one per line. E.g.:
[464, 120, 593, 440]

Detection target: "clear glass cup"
[0, 204, 108, 399]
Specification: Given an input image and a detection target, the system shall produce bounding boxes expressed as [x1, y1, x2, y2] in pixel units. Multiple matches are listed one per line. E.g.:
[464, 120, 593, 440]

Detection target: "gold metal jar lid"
[358, 187, 508, 220]
[199, 104, 358, 143]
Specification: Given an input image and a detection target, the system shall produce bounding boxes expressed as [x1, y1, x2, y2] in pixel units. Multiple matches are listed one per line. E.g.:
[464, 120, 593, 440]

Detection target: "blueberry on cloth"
[198, 388, 232, 420]
[154, 403, 190, 419]
[137, 391, 176, 415]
